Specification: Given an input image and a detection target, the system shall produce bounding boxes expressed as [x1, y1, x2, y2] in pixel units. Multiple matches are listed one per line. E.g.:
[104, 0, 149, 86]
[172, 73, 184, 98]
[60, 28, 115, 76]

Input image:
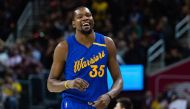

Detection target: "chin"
[81, 29, 92, 35]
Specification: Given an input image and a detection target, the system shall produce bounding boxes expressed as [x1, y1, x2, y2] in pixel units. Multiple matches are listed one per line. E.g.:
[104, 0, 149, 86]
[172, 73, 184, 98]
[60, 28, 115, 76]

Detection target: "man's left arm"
[89, 37, 123, 109]
[105, 37, 123, 99]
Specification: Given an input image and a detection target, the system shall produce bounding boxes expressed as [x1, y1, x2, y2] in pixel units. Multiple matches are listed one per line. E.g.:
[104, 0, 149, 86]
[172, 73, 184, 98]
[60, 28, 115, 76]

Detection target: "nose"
[82, 15, 89, 21]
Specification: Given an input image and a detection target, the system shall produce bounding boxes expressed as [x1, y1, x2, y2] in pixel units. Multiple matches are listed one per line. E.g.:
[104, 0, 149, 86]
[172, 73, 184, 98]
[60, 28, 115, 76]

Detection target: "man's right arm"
[47, 41, 89, 92]
[47, 41, 68, 92]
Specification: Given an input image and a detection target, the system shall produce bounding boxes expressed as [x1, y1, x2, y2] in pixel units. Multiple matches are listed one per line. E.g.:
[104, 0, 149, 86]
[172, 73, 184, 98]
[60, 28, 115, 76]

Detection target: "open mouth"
[82, 22, 91, 29]
[82, 22, 90, 27]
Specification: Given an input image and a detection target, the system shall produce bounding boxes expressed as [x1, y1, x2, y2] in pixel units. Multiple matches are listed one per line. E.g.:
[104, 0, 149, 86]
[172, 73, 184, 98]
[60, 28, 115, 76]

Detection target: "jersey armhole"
[104, 36, 108, 50]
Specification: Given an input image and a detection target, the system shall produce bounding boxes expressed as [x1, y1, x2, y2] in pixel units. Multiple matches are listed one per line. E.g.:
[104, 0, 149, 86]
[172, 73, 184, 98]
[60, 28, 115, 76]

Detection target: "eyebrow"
[75, 12, 91, 17]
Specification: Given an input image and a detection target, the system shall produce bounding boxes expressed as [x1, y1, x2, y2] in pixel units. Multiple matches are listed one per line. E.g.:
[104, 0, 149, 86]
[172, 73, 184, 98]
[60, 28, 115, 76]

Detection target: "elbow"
[119, 77, 124, 91]
[113, 76, 123, 92]
[47, 79, 54, 92]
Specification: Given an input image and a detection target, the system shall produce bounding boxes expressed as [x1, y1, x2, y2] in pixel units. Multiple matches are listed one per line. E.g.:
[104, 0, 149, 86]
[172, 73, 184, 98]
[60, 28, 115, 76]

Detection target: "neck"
[76, 30, 94, 37]
[75, 31, 95, 47]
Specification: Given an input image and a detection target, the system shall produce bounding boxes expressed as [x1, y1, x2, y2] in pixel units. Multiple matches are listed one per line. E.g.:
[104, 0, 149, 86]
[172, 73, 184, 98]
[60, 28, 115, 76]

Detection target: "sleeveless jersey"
[62, 32, 109, 103]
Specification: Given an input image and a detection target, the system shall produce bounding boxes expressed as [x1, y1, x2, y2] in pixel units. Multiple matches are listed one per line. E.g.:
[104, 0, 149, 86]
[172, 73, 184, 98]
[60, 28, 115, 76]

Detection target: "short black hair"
[117, 97, 133, 109]
[72, 6, 91, 20]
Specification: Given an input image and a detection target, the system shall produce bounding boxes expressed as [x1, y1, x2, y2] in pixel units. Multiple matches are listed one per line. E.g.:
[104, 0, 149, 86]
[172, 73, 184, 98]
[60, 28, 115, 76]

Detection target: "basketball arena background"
[0, 0, 190, 109]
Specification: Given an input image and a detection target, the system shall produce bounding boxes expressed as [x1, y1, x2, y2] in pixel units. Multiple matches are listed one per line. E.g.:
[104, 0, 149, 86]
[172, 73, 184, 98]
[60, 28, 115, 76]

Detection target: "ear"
[72, 21, 76, 28]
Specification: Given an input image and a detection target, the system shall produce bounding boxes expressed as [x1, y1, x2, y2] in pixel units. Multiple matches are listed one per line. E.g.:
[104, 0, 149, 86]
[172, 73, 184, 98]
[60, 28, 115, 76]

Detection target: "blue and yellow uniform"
[61, 32, 108, 109]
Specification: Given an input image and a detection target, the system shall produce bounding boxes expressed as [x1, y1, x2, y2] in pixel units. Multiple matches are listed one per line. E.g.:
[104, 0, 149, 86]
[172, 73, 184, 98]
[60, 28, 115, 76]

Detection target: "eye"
[77, 15, 82, 19]
[86, 13, 91, 17]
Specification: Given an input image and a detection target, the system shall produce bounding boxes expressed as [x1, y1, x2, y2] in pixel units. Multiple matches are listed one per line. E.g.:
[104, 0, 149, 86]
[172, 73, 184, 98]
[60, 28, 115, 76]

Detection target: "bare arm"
[105, 37, 123, 98]
[47, 41, 68, 92]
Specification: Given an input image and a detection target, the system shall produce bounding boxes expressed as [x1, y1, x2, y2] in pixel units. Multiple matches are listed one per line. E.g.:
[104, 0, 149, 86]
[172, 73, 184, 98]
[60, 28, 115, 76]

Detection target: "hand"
[88, 93, 111, 109]
[67, 78, 89, 91]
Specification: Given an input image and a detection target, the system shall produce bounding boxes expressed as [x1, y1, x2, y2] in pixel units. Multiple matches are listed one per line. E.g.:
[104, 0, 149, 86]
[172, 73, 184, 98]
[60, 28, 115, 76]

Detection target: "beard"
[81, 28, 93, 35]
[80, 24, 93, 34]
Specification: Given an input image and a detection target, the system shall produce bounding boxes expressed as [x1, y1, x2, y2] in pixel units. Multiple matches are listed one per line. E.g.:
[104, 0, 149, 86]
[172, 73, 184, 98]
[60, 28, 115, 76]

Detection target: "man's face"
[114, 102, 125, 109]
[72, 7, 94, 34]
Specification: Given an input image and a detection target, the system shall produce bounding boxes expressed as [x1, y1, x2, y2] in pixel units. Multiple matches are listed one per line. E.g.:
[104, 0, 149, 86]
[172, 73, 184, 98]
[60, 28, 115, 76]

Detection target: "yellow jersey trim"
[93, 42, 106, 47]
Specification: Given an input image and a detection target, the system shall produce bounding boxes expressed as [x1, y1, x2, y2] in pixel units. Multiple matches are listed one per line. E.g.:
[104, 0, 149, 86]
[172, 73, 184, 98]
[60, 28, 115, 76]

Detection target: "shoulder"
[104, 36, 117, 56]
[56, 40, 68, 50]
[54, 40, 68, 61]
[104, 36, 115, 48]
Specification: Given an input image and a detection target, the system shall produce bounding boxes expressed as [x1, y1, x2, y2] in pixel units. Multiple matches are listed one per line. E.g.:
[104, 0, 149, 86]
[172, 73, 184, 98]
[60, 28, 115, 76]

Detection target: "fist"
[67, 78, 89, 91]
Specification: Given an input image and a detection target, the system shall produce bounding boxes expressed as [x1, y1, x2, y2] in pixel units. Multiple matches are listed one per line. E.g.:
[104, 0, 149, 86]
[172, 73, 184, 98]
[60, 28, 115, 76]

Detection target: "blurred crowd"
[0, 0, 190, 109]
[144, 89, 190, 109]
[0, 0, 27, 41]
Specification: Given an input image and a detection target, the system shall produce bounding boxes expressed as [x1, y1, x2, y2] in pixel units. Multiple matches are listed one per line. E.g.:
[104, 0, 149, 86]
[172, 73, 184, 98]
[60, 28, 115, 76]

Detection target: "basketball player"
[114, 97, 133, 109]
[47, 6, 123, 109]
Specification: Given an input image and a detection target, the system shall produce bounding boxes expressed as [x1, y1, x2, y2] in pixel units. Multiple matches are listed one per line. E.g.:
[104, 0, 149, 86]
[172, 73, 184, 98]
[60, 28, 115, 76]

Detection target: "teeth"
[83, 23, 89, 26]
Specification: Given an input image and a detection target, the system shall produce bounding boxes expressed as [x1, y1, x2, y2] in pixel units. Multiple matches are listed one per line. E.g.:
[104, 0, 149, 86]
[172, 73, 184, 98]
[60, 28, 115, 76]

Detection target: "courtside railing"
[147, 15, 190, 74]
[17, 2, 33, 39]
[147, 39, 165, 74]
[5, 2, 33, 46]
[175, 15, 190, 40]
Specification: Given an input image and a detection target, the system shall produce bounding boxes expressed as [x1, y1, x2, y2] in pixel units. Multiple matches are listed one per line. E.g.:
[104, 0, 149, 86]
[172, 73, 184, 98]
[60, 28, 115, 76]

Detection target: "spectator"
[144, 91, 153, 109]
[168, 95, 188, 109]
[114, 97, 133, 109]
[2, 72, 22, 109]
[0, 39, 8, 66]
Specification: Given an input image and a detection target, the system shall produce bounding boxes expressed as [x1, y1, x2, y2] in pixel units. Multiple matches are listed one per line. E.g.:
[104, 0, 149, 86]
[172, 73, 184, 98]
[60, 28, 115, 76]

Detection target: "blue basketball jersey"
[61, 32, 109, 104]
